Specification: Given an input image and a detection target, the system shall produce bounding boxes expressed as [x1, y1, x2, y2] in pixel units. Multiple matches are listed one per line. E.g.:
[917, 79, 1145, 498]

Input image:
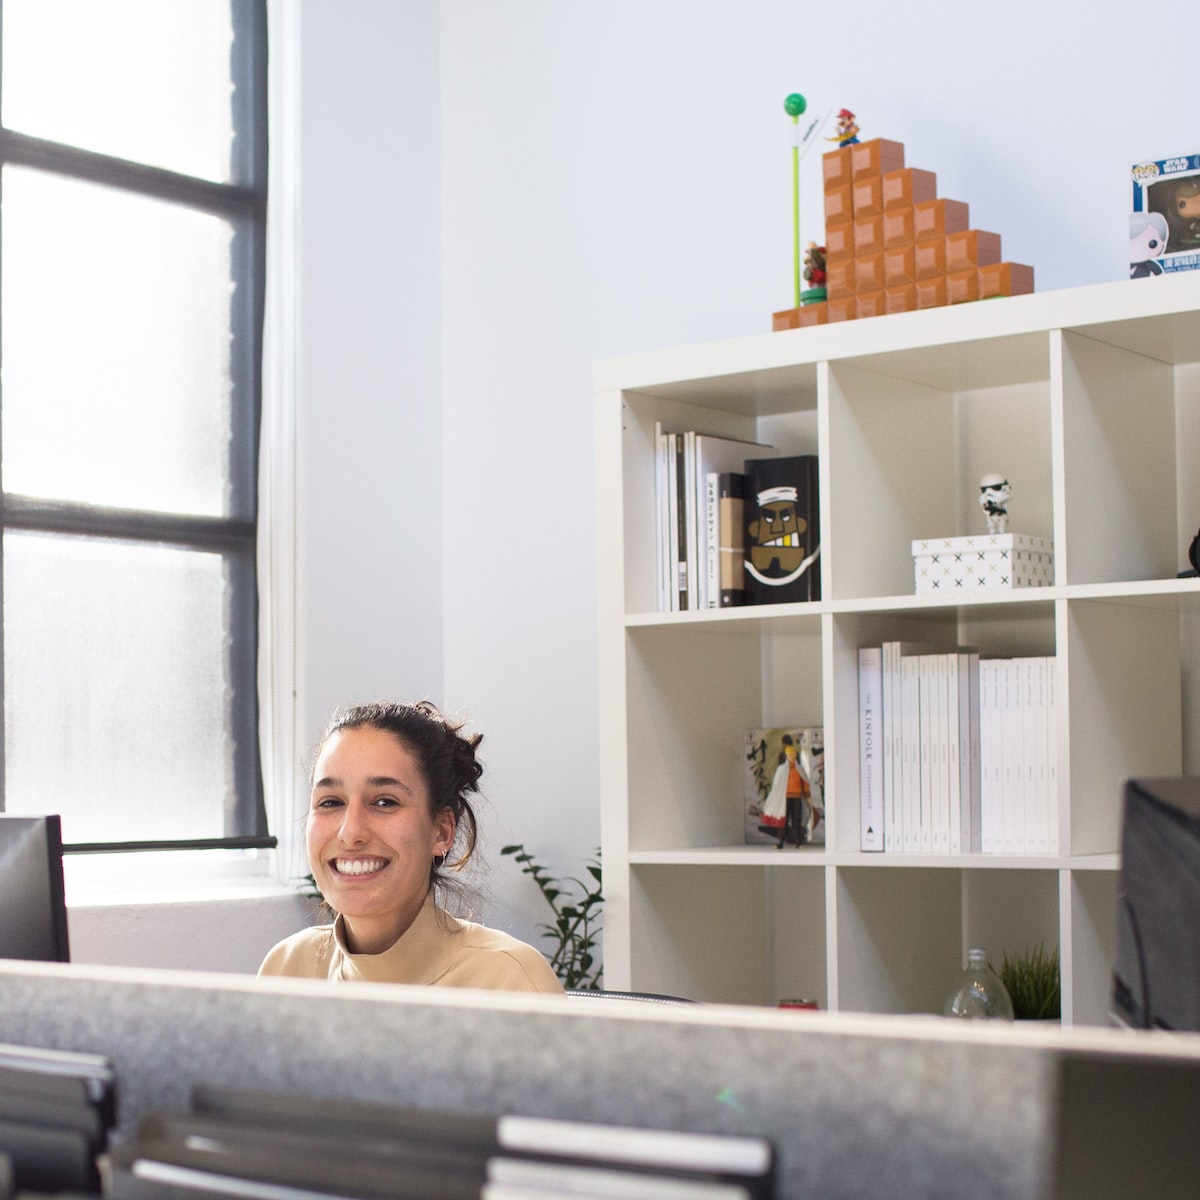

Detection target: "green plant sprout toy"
[785, 93, 807, 310]
[782, 93, 829, 311]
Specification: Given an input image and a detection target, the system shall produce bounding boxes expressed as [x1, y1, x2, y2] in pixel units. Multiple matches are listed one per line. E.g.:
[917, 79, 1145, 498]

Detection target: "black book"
[674, 432, 689, 610]
[742, 455, 820, 605]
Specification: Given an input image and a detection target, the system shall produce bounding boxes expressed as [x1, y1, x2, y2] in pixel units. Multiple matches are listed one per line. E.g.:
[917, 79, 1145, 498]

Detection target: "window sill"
[64, 849, 308, 909]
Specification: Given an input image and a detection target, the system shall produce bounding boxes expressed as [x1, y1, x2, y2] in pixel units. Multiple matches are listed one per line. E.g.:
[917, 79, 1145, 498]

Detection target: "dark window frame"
[0, 0, 272, 854]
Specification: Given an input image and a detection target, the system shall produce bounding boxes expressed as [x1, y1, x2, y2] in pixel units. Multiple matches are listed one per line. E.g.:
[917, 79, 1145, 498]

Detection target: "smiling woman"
[257, 701, 563, 994]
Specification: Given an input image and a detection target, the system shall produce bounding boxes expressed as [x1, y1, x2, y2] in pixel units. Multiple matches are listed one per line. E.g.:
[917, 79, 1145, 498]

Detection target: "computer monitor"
[1050, 1048, 1200, 1200]
[1111, 777, 1200, 1031]
[0, 814, 70, 963]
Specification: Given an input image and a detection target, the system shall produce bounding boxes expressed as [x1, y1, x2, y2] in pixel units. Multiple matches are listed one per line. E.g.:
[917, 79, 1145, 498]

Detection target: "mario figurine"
[827, 109, 860, 147]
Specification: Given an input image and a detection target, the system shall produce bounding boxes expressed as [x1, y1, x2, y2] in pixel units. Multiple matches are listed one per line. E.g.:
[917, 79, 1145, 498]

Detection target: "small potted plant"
[999, 943, 1061, 1021]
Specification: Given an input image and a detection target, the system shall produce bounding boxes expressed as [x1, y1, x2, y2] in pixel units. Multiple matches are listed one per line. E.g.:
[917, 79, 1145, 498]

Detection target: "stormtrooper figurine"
[979, 473, 1011, 534]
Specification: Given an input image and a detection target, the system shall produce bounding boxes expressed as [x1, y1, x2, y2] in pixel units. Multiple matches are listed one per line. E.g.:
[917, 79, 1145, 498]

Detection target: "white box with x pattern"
[912, 533, 1055, 594]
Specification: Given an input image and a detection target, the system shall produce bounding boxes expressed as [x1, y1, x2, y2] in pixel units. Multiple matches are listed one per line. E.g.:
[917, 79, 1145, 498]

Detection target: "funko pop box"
[1131, 154, 1200, 277]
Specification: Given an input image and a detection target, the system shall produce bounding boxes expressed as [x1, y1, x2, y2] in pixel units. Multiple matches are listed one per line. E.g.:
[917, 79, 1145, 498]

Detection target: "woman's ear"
[435, 806, 457, 858]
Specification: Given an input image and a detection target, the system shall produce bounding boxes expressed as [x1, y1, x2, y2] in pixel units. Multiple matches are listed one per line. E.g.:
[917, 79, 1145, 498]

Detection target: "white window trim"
[258, 0, 303, 893]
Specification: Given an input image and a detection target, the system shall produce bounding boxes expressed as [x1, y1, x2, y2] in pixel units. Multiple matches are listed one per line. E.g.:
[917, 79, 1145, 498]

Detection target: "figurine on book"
[744, 727, 825, 847]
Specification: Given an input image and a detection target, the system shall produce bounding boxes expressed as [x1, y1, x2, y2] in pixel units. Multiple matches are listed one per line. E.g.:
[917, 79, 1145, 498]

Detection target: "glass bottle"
[943, 947, 1014, 1020]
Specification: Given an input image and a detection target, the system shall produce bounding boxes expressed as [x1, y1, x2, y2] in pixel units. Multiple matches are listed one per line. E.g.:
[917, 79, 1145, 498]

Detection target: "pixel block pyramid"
[774, 137, 1034, 330]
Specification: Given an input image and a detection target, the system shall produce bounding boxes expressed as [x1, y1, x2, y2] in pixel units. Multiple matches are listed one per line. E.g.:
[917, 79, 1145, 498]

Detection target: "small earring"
[432, 850, 447, 869]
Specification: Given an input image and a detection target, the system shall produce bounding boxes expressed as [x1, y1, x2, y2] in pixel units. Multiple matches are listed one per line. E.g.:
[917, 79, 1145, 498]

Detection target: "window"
[0, 0, 270, 853]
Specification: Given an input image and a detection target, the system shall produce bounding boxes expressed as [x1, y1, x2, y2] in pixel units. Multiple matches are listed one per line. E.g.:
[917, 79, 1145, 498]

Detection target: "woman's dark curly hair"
[311, 699, 481, 880]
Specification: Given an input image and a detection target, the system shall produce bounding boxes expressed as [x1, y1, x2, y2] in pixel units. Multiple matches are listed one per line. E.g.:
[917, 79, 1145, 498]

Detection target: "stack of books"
[109, 1084, 778, 1200]
[858, 644, 1057, 855]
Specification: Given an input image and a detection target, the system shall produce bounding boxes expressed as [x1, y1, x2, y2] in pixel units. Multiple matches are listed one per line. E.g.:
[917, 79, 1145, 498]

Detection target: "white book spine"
[1032, 656, 1050, 855]
[882, 642, 899, 853]
[858, 646, 884, 851]
[901, 656, 920, 855]
[936, 657, 945, 854]
[962, 650, 981, 854]
[1009, 659, 1021, 854]
[1045, 655, 1059, 855]
[704, 472, 720, 610]
[979, 660, 998, 854]
[654, 422, 668, 612]
[999, 660, 1019, 856]
[917, 655, 933, 855]
[928, 654, 945, 855]
[945, 652, 962, 856]
[931, 654, 945, 854]
[683, 430, 697, 611]
[1015, 658, 1030, 855]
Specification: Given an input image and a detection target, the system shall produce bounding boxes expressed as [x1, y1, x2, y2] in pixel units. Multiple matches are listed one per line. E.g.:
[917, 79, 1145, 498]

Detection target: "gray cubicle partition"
[0, 959, 1196, 1200]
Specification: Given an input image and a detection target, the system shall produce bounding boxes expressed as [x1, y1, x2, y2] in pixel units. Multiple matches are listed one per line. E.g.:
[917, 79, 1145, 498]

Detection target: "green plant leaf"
[506, 843, 603, 991]
[1000, 943, 1061, 1020]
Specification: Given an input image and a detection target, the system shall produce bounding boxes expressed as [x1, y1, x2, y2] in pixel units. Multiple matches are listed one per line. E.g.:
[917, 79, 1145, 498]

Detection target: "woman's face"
[306, 725, 455, 954]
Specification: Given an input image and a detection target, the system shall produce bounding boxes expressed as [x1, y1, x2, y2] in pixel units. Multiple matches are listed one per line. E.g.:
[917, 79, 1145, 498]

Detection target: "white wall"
[293, 0, 445, 739]
[72, 0, 1199, 970]
[68, 893, 313, 974]
[435, 0, 1198, 945]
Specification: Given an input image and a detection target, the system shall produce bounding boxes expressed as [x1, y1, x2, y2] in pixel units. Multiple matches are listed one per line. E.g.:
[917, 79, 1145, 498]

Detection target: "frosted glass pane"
[2, 0, 236, 183]
[1, 166, 235, 517]
[3, 532, 234, 845]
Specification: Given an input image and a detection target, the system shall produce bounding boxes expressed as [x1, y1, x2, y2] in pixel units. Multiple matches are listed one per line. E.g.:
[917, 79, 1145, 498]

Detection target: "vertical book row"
[858, 644, 1058, 856]
[653, 423, 820, 611]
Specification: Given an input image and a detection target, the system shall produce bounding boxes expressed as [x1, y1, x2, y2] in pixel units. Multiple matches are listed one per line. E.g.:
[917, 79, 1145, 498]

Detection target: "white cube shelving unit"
[594, 274, 1200, 1025]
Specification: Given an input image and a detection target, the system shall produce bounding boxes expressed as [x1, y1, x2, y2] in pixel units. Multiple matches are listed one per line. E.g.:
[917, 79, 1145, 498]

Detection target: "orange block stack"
[774, 138, 1034, 331]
